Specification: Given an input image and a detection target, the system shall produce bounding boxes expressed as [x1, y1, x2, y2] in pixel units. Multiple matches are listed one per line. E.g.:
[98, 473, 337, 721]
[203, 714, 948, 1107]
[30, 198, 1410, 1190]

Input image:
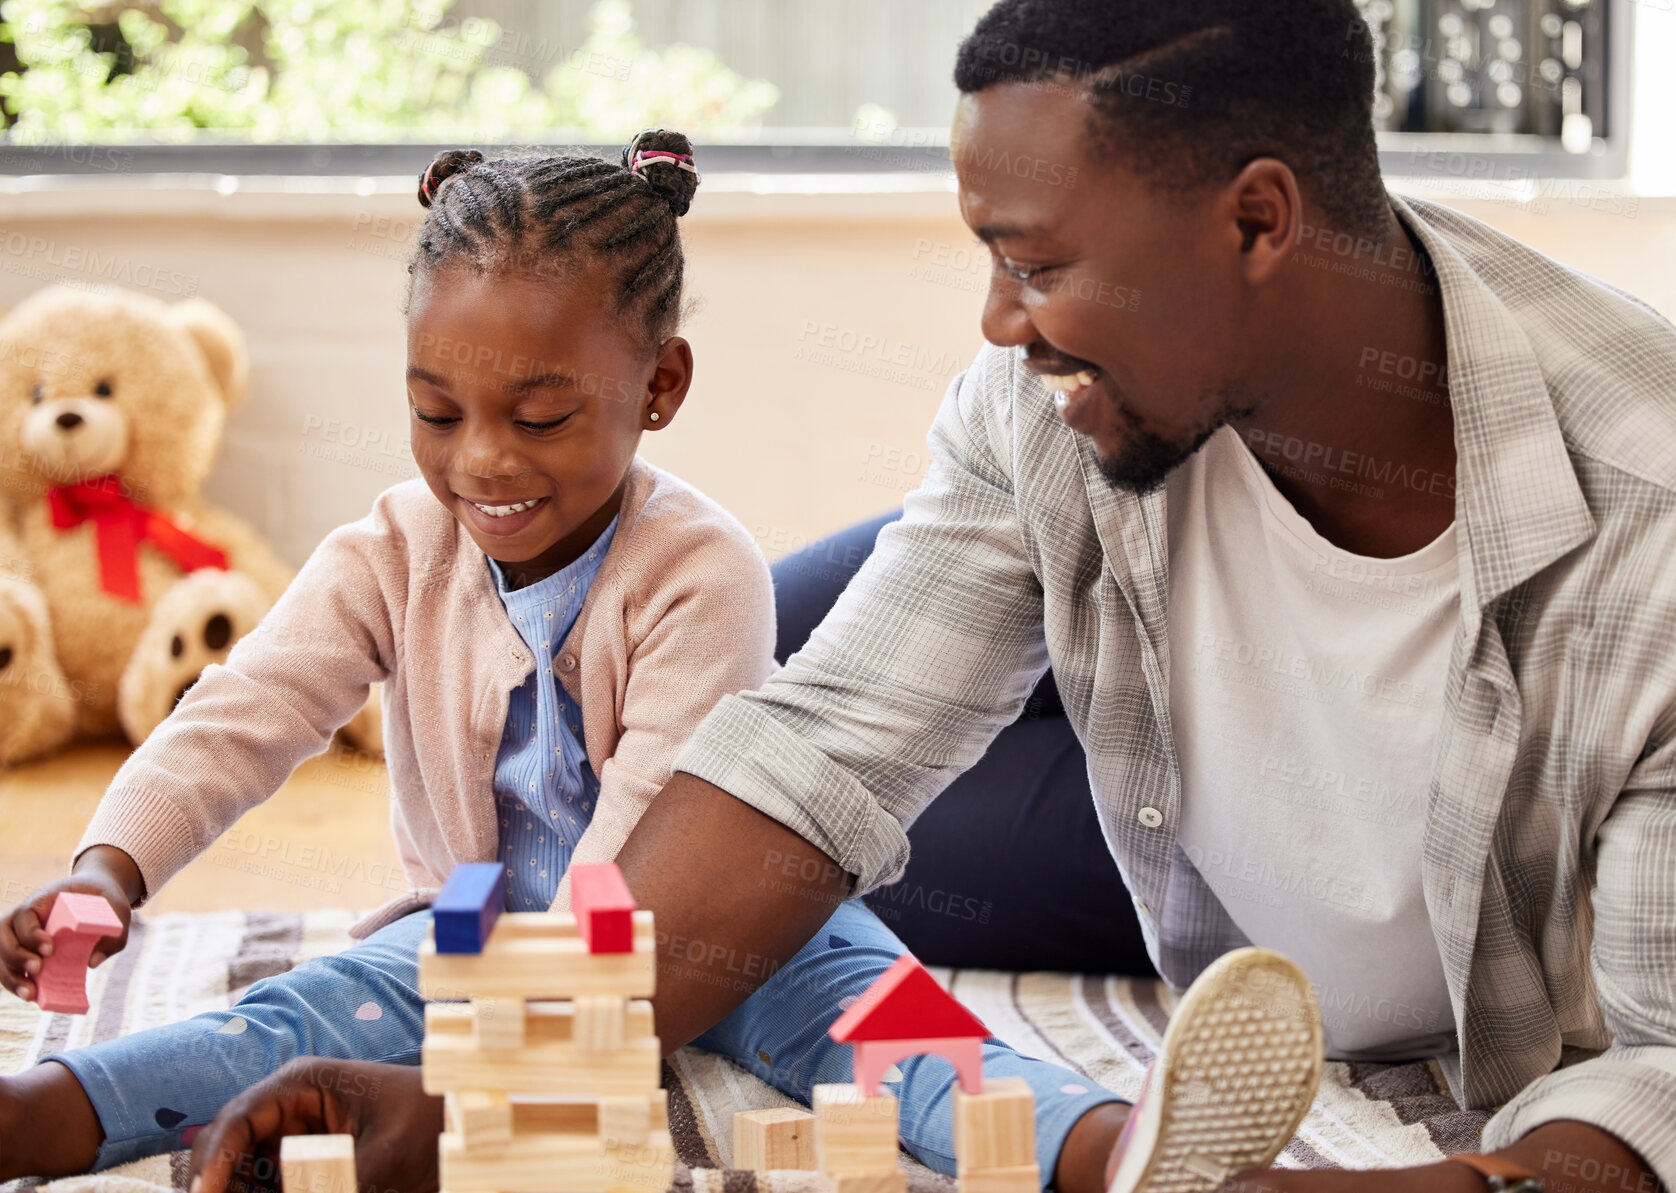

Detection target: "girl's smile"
[455, 493, 552, 538]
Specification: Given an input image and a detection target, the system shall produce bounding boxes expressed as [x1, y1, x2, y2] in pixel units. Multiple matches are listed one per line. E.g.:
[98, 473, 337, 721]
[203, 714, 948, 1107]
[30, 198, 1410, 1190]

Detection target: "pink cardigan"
[77, 459, 777, 936]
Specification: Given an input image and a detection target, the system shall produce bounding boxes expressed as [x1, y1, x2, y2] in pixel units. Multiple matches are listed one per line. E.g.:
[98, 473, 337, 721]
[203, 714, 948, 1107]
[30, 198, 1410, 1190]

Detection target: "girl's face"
[405, 266, 691, 586]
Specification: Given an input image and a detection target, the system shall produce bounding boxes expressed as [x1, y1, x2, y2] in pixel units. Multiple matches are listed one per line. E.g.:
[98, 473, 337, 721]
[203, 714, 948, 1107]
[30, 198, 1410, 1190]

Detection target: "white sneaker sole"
[1107, 947, 1324, 1193]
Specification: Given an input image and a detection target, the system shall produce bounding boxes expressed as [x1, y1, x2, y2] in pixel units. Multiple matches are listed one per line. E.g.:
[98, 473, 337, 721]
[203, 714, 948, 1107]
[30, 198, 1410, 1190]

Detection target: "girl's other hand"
[0, 847, 139, 1002]
[188, 1059, 443, 1193]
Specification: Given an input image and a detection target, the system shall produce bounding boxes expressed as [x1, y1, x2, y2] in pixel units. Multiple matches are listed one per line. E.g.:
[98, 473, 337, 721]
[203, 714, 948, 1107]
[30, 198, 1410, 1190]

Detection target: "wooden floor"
[0, 742, 402, 915]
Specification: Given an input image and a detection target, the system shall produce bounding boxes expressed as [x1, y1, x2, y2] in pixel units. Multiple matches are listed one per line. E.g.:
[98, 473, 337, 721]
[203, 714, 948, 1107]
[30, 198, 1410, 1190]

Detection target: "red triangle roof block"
[829, 954, 989, 1042]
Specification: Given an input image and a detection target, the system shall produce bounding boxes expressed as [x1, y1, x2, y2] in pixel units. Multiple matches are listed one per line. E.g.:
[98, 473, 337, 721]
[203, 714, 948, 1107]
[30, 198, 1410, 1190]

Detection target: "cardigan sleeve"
[551, 513, 776, 912]
[75, 493, 403, 903]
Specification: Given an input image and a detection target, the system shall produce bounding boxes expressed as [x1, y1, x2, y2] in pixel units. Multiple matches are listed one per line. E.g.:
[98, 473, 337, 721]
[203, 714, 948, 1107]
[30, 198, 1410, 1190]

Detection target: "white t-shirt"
[1167, 426, 1460, 1060]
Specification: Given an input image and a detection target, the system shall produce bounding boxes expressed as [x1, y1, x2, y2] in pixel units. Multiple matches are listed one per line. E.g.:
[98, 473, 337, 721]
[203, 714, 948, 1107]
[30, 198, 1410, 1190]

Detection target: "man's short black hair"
[954, 0, 1389, 238]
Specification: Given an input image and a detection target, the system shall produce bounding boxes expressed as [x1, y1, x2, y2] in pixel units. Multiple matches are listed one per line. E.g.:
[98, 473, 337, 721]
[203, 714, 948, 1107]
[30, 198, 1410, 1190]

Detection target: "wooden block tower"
[744, 954, 1039, 1193]
[419, 862, 673, 1193]
[811, 958, 1032, 1193]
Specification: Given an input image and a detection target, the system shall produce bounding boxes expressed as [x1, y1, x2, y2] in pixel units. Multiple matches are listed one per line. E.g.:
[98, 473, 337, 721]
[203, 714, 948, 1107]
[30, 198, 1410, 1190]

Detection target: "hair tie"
[420, 162, 439, 204]
[629, 149, 697, 176]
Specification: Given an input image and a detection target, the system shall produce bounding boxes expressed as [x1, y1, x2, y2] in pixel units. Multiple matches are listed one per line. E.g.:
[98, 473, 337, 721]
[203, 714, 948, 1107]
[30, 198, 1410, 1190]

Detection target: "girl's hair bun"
[418, 148, 486, 208]
[622, 129, 699, 217]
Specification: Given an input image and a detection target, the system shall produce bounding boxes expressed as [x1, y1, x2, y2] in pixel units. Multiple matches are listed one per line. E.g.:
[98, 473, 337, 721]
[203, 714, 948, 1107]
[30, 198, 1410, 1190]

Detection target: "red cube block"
[570, 863, 636, 954]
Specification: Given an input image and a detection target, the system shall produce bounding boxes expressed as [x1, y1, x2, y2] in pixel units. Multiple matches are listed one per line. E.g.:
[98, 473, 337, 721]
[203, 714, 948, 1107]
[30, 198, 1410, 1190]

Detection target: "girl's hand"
[189, 1059, 443, 1193]
[0, 847, 139, 1002]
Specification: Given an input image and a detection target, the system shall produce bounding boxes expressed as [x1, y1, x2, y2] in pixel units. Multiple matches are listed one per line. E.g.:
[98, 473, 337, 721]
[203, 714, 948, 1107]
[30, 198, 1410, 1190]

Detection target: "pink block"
[37, 893, 122, 1015]
[852, 1036, 985, 1097]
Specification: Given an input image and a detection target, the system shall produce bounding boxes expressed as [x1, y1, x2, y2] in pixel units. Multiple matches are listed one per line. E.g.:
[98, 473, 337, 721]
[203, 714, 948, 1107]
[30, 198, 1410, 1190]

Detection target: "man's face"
[953, 82, 1256, 493]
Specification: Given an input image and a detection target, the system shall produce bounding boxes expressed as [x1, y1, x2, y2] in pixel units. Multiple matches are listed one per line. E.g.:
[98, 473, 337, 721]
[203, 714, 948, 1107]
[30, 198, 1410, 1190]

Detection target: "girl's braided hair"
[409, 129, 700, 348]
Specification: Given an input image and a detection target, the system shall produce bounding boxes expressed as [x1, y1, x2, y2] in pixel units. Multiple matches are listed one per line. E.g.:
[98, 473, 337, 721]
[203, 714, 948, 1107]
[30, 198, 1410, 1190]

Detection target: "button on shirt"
[488, 516, 618, 911]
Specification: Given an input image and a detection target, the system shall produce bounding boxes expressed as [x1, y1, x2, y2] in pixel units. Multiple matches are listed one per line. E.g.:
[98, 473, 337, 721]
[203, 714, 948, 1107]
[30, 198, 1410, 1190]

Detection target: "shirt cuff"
[673, 694, 912, 894]
[1482, 1048, 1676, 1189]
[75, 787, 203, 906]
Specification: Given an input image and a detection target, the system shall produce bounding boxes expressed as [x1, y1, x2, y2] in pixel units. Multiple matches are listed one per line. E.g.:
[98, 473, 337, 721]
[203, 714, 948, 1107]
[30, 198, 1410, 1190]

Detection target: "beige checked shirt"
[676, 196, 1676, 1175]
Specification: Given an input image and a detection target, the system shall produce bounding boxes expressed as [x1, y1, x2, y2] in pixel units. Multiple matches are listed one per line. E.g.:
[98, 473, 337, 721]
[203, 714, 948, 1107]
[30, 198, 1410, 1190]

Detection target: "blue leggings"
[53, 900, 1119, 1181]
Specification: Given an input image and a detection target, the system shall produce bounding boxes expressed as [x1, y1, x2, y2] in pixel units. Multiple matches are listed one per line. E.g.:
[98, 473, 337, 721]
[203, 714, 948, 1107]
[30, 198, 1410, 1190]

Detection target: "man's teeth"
[472, 499, 541, 517]
[1040, 370, 1098, 395]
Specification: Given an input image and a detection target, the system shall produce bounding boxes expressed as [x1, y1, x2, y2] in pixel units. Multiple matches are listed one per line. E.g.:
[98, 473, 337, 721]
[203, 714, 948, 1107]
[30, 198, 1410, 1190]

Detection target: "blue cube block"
[432, 863, 506, 954]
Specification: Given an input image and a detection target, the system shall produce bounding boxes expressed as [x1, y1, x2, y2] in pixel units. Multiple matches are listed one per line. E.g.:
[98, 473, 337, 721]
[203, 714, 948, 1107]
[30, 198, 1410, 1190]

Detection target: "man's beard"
[1094, 392, 1256, 495]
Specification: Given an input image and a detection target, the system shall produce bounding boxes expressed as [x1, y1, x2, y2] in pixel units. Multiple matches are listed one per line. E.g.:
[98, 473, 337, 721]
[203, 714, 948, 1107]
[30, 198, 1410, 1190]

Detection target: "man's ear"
[169, 298, 249, 408]
[1226, 158, 1302, 284]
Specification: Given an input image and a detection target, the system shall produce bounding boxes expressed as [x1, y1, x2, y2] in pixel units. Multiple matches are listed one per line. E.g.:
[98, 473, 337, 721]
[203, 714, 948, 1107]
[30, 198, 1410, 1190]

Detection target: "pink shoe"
[1106, 948, 1323, 1193]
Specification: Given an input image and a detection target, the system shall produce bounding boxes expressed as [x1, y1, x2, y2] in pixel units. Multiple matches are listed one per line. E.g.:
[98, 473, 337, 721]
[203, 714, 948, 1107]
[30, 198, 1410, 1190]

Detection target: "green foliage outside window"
[0, 0, 781, 141]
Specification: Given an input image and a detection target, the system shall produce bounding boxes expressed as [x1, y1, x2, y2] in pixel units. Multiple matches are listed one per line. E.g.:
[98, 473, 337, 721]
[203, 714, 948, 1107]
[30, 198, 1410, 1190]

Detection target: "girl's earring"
[648, 411, 660, 422]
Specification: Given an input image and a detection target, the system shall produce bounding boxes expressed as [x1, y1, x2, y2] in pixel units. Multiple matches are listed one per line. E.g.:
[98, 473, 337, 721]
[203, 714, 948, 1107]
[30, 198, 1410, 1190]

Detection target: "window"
[0, 0, 1630, 178]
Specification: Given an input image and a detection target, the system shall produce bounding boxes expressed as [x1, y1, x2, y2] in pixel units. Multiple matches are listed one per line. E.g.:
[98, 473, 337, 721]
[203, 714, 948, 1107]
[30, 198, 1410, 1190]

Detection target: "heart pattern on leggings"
[154, 1107, 187, 1130]
[355, 1001, 384, 1021]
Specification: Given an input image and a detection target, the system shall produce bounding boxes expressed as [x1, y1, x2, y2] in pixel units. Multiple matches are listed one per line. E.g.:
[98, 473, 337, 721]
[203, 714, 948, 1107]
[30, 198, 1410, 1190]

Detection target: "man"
[195, 2, 1675, 1190]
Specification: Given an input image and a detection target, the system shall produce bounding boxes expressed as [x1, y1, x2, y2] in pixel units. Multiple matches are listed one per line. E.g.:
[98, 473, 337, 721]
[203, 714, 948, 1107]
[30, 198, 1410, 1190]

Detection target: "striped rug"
[1, 910, 1493, 1193]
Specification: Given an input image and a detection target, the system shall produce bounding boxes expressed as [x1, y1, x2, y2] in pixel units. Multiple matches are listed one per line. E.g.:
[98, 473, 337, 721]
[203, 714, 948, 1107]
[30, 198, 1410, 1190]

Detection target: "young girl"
[0, 134, 1140, 1190]
[0, 130, 782, 1175]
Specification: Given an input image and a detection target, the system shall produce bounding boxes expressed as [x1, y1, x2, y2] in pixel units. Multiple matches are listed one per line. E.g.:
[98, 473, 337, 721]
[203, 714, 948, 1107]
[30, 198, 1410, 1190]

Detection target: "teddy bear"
[0, 284, 381, 765]
[0, 517, 75, 762]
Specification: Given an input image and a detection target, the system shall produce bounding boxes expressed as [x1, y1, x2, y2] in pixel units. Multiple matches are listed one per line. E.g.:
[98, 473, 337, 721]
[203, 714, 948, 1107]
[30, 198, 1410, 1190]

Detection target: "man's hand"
[188, 1059, 443, 1193]
[0, 845, 142, 1002]
[1221, 1163, 1483, 1192]
[1216, 1120, 1656, 1193]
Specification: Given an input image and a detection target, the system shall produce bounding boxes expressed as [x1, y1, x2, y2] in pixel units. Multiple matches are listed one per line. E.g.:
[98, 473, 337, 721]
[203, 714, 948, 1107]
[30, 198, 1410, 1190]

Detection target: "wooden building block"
[813, 1084, 901, 1174]
[422, 1029, 661, 1097]
[446, 1091, 512, 1152]
[597, 1092, 665, 1146]
[418, 913, 655, 1001]
[432, 864, 507, 955]
[573, 995, 628, 1052]
[470, 997, 525, 1050]
[733, 1107, 816, 1170]
[439, 1126, 672, 1193]
[821, 1172, 908, 1193]
[36, 893, 123, 1015]
[952, 1077, 1036, 1171]
[280, 1133, 356, 1193]
[426, 998, 656, 1045]
[570, 863, 637, 954]
[506, 1098, 668, 1138]
[956, 1165, 1039, 1193]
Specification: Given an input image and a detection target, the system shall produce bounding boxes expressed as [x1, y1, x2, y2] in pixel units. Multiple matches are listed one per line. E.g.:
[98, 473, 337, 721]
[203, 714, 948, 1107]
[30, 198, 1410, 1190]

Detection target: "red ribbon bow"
[47, 475, 228, 603]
